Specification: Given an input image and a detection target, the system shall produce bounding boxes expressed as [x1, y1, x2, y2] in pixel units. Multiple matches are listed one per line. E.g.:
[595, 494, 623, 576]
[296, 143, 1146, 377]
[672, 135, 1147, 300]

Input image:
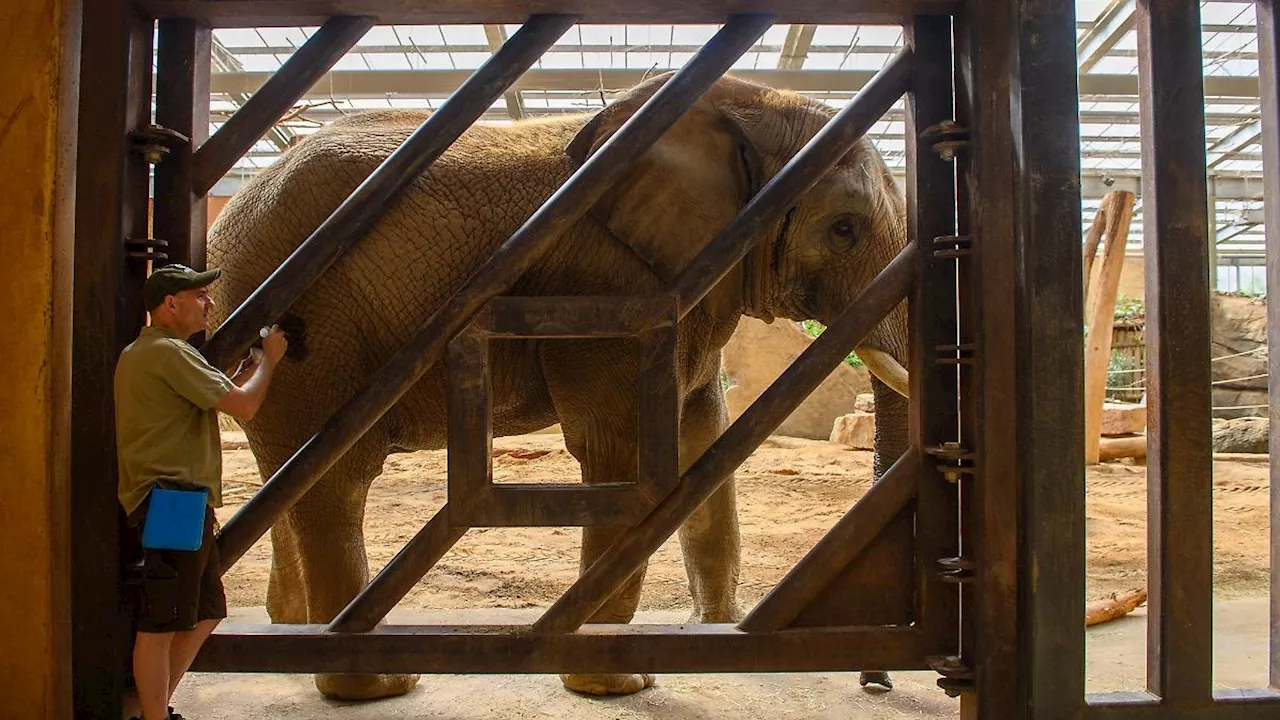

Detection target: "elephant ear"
[566, 80, 763, 321]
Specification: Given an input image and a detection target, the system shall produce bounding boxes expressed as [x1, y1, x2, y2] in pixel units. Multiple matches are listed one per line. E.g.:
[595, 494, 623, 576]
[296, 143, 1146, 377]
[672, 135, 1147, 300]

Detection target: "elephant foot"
[560, 672, 655, 696]
[859, 670, 894, 692]
[315, 672, 420, 700]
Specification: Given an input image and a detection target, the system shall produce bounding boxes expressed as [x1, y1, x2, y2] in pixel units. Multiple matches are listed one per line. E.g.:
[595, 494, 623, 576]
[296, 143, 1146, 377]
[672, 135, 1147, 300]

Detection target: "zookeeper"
[114, 263, 288, 720]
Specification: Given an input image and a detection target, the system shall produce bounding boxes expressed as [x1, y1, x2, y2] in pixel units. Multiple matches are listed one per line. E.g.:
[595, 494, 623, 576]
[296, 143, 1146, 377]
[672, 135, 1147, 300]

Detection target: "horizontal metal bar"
[673, 47, 912, 316]
[208, 68, 1262, 100]
[212, 14, 774, 571]
[193, 623, 931, 675]
[193, 16, 374, 195]
[533, 242, 915, 635]
[455, 485, 652, 527]
[1085, 689, 1280, 719]
[140, 0, 959, 26]
[198, 14, 576, 372]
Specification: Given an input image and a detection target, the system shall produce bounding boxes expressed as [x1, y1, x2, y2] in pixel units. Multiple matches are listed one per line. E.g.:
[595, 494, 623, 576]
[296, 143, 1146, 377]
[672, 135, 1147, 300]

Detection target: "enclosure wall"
[0, 0, 81, 717]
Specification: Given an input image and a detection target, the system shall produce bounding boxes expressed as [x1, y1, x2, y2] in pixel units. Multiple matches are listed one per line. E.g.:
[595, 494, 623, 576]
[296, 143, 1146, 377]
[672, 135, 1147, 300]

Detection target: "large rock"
[854, 393, 876, 414]
[1211, 294, 1267, 420]
[722, 317, 872, 440]
[1101, 402, 1146, 436]
[830, 413, 876, 449]
[1213, 417, 1269, 454]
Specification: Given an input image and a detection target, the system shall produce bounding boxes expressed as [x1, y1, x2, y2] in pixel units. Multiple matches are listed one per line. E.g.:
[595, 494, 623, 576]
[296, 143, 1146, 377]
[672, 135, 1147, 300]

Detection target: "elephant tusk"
[857, 347, 910, 399]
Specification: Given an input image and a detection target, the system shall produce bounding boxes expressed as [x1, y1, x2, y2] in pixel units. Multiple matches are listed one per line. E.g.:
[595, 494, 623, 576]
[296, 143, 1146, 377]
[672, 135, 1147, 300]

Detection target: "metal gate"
[69, 1, 1280, 719]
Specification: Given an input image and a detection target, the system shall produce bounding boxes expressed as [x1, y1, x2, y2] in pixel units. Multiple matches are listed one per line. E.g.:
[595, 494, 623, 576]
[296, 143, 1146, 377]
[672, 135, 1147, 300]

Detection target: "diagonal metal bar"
[213, 14, 777, 571]
[198, 14, 577, 372]
[671, 47, 912, 318]
[532, 243, 916, 635]
[210, 36, 293, 152]
[484, 24, 526, 120]
[328, 505, 467, 632]
[738, 450, 919, 632]
[194, 16, 374, 195]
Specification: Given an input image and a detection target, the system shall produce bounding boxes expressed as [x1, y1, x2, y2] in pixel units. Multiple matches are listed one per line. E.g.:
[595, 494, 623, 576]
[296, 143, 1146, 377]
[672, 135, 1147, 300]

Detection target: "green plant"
[801, 319, 864, 368]
[719, 368, 732, 392]
[1113, 295, 1145, 323]
[1105, 349, 1143, 403]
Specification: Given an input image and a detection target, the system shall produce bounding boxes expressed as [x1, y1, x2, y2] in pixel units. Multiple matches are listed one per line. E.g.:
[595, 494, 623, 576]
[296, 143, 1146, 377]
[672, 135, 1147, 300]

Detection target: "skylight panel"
[440, 25, 489, 45]
[257, 27, 308, 47]
[394, 25, 446, 46]
[214, 29, 267, 48]
[540, 52, 584, 69]
[580, 25, 627, 45]
[359, 26, 402, 46]
[236, 54, 283, 72]
[670, 25, 720, 45]
[811, 26, 857, 46]
[363, 53, 411, 70]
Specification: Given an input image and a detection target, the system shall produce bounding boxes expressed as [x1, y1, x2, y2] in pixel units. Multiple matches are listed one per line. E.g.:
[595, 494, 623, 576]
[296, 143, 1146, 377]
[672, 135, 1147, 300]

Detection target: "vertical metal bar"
[213, 15, 776, 570]
[1135, 0, 1214, 705]
[153, 18, 212, 270]
[957, 0, 1022, 715]
[951, 10, 980, 705]
[445, 326, 493, 524]
[198, 14, 577, 372]
[636, 311, 680, 501]
[1256, 0, 1280, 692]
[1015, 0, 1087, 716]
[192, 16, 374, 196]
[71, 3, 153, 718]
[904, 14, 960, 657]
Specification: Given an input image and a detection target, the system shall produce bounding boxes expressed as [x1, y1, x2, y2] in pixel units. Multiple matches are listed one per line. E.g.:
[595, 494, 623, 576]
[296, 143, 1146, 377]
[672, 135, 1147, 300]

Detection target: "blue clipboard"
[140, 486, 208, 551]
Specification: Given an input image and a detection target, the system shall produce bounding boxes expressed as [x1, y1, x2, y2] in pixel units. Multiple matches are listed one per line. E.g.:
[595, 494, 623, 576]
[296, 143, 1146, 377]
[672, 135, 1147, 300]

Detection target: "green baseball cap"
[143, 264, 222, 310]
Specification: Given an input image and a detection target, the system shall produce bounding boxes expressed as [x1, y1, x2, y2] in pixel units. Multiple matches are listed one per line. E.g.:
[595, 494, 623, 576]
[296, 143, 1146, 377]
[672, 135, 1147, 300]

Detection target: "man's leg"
[133, 631, 175, 720]
[167, 618, 220, 698]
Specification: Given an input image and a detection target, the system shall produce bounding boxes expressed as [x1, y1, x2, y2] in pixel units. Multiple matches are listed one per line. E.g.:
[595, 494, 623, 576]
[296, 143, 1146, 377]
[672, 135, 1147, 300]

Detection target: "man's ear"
[565, 82, 763, 321]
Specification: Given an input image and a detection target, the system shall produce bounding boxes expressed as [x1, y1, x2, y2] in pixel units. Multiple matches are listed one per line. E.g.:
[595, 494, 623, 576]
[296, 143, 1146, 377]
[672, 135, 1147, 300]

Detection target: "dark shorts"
[132, 504, 227, 634]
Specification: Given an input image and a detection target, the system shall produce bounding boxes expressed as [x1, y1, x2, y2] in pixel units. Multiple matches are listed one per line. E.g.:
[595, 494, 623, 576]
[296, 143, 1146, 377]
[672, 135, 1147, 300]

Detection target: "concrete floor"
[172, 598, 1271, 719]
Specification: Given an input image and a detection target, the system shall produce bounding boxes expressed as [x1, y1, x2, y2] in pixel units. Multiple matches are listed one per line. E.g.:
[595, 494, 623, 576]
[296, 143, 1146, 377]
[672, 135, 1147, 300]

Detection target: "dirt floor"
[216, 431, 1273, 611]
[183, 432, 1272, 719]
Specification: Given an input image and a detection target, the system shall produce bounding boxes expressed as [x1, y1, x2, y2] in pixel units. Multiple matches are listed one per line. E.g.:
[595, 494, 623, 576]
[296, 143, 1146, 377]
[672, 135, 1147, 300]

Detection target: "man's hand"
[262, 325, 288, 366]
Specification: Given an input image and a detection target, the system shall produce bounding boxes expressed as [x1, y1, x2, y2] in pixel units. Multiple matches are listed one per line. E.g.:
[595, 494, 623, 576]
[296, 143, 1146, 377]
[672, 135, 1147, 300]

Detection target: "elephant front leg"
[676, 382, 743, 624]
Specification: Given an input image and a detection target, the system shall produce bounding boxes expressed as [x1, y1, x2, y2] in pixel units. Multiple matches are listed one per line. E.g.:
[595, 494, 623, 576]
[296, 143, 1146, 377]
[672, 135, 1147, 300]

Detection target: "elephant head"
[567, 73, 911, 473]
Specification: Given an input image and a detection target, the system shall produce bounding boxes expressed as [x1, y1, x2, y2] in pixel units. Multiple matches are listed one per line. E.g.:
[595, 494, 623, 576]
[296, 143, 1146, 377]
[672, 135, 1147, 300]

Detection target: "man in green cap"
[115, 263, 287, 720]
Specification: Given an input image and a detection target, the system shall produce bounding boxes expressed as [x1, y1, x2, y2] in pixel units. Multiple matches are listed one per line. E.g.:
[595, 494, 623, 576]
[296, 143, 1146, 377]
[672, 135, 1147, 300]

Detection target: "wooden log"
[213, 15, 775, 570]
[328, 506, 467, 633]
[904, 13, 960, 656]
[1084, 190, 1136, 465]
[532, 244, 915, 636]
[738, 451, 918, 632]
[152, 18, 211, 270]
[1136, 0, 1214, 704]
[1099, 434, 1147, 462]
[1086, 589, 1148, 627]
[1082, 201, 1108, 300]
[195, 623, 931, 675]
[192, 16, 374, 196]
[671, 48, 912, 317]
[197, 14, 577, 372]
[1258, 0, 1280, 690]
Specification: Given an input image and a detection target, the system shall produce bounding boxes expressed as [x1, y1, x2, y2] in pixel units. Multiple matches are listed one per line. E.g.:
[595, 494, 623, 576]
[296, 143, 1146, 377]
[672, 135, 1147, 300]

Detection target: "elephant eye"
[831, 215, 858, 243]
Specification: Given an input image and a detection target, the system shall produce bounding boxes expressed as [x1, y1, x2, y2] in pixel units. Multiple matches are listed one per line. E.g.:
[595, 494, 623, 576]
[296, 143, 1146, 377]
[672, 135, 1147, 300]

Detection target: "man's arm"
[216, 328, 287, 421]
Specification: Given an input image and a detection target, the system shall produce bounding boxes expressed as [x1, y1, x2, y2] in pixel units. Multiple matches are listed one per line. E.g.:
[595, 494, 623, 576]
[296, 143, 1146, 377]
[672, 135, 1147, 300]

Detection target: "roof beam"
[1077, 0, 1136, 73]
[483, 25, 526, 120]
[778, 25, 816, 70]
[209, 68, 1262, 99]
[1207, 118, 1263, 169]
[210, 36, 294, 151]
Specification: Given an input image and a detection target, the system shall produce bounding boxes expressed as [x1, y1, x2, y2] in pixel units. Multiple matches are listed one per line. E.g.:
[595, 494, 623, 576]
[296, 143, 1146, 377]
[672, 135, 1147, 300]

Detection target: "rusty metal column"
[1135, 0, 1214, 706]
[1258, 0, 1280, 693]
[1014, 0, 1087, 717]
[153, 18, 212, 270]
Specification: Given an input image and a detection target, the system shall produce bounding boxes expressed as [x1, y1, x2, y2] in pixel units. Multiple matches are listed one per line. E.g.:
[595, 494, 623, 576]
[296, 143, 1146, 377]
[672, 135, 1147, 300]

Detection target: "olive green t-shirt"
[114, 325, 235, 516]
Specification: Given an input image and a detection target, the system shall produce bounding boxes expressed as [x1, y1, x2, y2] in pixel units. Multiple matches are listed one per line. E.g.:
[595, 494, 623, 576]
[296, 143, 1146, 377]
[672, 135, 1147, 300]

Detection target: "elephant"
[206, 71, 911, 701]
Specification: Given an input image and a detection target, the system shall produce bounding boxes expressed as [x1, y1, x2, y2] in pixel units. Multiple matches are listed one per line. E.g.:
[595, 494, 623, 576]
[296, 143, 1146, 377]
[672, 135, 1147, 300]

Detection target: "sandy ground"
[184, 432, 1272, 719]
[216, 431, 1272, 611]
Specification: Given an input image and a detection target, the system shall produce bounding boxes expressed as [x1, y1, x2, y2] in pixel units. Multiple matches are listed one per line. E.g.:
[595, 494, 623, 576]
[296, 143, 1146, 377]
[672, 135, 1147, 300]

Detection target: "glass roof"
[187, 1, 1270, 258]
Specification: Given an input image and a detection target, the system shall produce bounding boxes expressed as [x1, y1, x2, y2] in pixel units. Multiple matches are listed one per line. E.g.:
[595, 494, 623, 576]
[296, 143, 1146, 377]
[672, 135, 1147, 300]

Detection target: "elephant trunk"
[871, 375, 909, 480]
